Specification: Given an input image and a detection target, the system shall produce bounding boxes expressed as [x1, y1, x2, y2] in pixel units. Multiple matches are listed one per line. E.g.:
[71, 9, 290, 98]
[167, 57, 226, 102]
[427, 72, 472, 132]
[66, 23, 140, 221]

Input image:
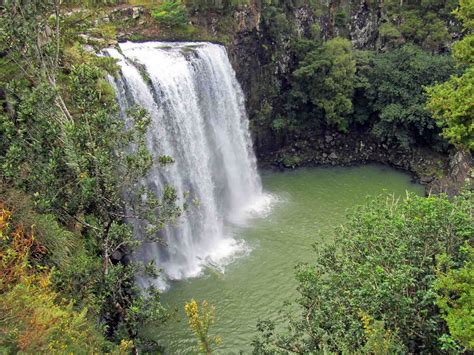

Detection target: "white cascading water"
[106, 42, 270, 288]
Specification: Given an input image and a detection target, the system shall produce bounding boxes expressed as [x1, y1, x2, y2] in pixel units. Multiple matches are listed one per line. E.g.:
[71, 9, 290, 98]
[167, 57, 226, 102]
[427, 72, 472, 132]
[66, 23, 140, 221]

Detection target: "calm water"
[151, 165, 424, 354]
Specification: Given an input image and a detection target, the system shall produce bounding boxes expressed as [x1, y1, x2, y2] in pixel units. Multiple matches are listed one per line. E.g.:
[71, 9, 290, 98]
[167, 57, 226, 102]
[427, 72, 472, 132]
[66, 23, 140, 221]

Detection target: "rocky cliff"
[91, 1, 470, 195]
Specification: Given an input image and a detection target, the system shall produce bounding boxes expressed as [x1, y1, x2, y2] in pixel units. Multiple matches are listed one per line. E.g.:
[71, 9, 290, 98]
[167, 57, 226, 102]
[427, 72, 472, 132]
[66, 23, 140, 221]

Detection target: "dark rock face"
[257, 128, 472, 196]
[429, 151, 473, 196]
[350, 0, 381, 49]
[227, 29, 263, 120]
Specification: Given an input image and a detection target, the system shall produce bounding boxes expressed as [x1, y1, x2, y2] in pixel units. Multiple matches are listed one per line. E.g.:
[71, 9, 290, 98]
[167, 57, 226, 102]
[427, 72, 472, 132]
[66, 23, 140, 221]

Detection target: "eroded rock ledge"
[258, 130, 473, 196]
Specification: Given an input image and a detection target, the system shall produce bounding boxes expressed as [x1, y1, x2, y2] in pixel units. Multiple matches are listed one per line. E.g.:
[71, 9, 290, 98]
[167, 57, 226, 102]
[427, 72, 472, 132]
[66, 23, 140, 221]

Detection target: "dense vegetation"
[426, 0, 474, 151]
[0, 0, 472, 353]
[248, 0, 472, 155]
[284, 39, 456, 149]
[0, 1, 180, 352]
[253, 191, 473, 353]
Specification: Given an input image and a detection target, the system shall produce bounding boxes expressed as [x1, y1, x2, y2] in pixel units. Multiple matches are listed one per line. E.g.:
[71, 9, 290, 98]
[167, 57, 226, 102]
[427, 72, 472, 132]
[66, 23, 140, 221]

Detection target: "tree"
[379, 0, 457, 51]
[1, 1, 181, 350]
[184, 0, 250, 13]
[435, 247, 474, 351]
[151, 1, 189, 27]
[292, 37, 356, 131]
[362, 45, 455, 149]
[253, 191, 473, 353]
[426, 0, 474, 152]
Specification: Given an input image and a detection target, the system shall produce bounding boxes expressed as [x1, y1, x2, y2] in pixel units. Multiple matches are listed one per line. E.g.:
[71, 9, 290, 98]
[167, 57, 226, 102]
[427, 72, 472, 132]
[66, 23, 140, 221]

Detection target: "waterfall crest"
[106, 42, 268, 287]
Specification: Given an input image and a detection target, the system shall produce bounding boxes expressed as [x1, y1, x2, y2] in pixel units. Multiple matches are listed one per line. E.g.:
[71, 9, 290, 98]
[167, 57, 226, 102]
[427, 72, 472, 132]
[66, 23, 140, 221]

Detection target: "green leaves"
[435, 247, 474, 350]
[151, 1, 189, 28]
[425, 0, 474, 152]
[1, 3, 182, 351]
[292, 37, 357, 132]
[254, 191, 473, 353]
[380, 0, 456, 52]
[362, 45, 456, 149]
[184, 0, 250, 13]
[426, 67, 474, 151]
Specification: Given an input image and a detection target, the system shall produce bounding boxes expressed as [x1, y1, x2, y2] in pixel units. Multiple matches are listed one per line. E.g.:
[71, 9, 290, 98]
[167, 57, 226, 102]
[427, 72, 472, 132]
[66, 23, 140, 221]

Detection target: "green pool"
[151, 165, 424, 354]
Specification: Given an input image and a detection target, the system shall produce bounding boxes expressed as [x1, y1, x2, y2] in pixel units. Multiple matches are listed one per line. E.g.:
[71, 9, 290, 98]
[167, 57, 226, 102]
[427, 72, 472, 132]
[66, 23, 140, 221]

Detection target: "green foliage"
[426, 68, 474, 151]
[184, 299, 221, 354]
[362, 45, 456, 149]
[65, 0, 123, 7]
[253, 191, 474, 353]
[0, 187, 78, 271]
[184, 0, 250, 12]
[0, 205, 121, 354]
[454, 0, 474, 28]
[453, 33, 474, 66]
[292, 37, 356, 132]
[0, 279, 118, 353]
[378, 22, 403, 48]
[260, 4, 294, 43]
[380, 0, 457, 51]
[158, 155, 176, 165]
[435, 247, 474, 350]
[359, 312, 407, 354]
[426, 0, 474, 151]
[281, 153, 303, 168]
[398, 10, 451, 51]
[0, 1, 181, 351]
[152, 1, 189, 27]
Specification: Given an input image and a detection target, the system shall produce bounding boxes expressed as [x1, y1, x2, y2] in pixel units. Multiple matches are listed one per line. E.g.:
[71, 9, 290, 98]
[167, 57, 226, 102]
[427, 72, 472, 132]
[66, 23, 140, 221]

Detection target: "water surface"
[152, 165, 424, 353]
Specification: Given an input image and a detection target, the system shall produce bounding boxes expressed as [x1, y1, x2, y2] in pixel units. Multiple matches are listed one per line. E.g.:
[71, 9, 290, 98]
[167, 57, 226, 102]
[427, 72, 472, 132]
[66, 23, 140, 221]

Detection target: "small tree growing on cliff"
[151, 1, 189, 28]
[292, 37, 357, 132]
[426, 0, 474, 152]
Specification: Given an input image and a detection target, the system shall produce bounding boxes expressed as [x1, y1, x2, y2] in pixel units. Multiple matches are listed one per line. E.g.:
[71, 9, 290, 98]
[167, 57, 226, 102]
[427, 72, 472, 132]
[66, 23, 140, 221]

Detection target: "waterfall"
[106, 42, 269, 287]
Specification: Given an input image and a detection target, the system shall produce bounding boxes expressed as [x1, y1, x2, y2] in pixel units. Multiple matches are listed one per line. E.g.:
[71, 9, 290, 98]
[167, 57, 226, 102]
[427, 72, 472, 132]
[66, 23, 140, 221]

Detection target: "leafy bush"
[0, 205, 118, 353]
[0, 187, 78, 271]
[435, 247, 474, 351]
[151, 1, 189, 27]
[426, 67, 474, 151]
[0, 281, 117, 353]
[362, 45, 456, 149]
[380, 0, 457, 51]
[426, 0, 474, 151]
[253, 191, 473, 353]
[291, 37, 356, 132]
[184, 0, 250, 12]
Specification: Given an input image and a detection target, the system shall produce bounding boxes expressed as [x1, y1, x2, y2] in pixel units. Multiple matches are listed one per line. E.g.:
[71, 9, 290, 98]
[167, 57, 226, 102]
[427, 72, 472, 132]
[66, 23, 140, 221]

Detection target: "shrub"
[435, 247, 474, 351]
[362, 45, 455, 149]
[0, 204, 117, 353]
[292, 37, 357, 132]
[151, 1, 189, 27]
[425, 0, 474, 152]
[253, 191, 473, 353]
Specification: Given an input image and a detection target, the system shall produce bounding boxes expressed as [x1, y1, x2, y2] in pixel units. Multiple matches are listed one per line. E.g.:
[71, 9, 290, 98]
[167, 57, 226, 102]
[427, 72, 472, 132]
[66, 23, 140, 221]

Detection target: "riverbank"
[257, 129, 473, 197]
